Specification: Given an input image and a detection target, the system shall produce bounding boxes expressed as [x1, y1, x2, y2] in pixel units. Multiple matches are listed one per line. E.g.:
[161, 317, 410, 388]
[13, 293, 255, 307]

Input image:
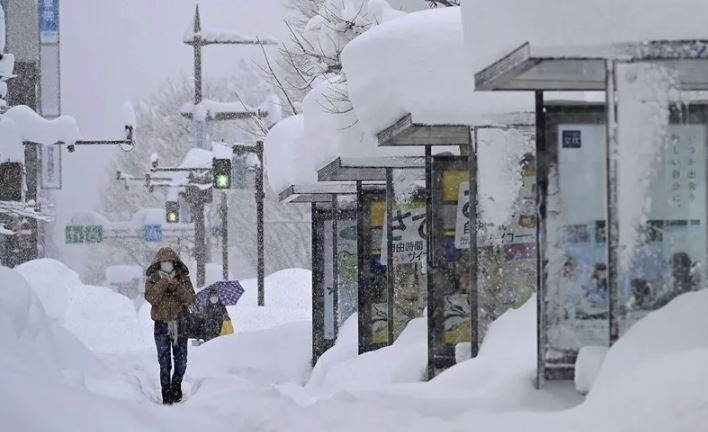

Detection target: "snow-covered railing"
[183, 26, 277, 46]
[0, 200, 51, 221]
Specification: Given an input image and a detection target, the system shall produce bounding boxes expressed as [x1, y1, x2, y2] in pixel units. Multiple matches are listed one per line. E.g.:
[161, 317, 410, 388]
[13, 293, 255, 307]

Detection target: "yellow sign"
[370, 201, 386, 228]
[442, 170, 470, 202]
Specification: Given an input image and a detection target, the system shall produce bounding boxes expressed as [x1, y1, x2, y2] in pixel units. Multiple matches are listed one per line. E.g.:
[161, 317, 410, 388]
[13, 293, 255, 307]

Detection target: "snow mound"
[15, 259, 150, 353]
[590, 289, 708, 394]
[229, 268, 312, 333]
[4, 105, 81, 145]
[190, 321, 312, 386]
[342, 7, 532, 137]
[307, 315, 427, 395]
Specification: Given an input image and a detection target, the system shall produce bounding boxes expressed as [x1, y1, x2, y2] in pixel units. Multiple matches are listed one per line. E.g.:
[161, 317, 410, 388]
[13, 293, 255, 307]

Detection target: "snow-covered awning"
[462, 0, 708, 77]
[476, 40, 708, 91]
[180, 99, 259, 121]
[279, 183, 357, 204]
[317, 157, 424, 182]
[341, 7, 534, 139]
[183, 27, 277, 46]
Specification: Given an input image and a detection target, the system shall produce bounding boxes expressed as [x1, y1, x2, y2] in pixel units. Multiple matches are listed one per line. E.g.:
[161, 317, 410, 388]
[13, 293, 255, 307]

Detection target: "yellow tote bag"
[220, 319, 234, 336]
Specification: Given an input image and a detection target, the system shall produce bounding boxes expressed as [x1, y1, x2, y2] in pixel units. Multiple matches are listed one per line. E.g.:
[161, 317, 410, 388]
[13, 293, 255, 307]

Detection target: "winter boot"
[171, 382, 183, 403]
[161, 387, 173, 405]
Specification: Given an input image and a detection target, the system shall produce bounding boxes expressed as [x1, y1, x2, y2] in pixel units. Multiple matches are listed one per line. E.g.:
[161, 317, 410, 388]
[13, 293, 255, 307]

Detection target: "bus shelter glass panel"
[358, 186, 389, 353]
[311, 204, 334, 365]
[543, 105, 608, 380]
[335, 204, 358, 329]
[477, 128, 537, 338]
[615, 63, 708, 336]
[383, 168, 427, 339]
[323, 219, 335, 342]
[429, 156, 472, 378]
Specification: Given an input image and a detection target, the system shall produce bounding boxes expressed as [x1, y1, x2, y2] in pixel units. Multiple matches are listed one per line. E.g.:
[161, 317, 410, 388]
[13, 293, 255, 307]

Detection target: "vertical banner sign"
[39, 0, 59, 43]
[336, 217, 358, 327]
[41, 144, 62, 189]
[39, 0, 61, 117]
[358, 187, 389, 353]
[429, 157, 472, 379]
[323, 220, 335, 340]
[454, 182, 470, 249]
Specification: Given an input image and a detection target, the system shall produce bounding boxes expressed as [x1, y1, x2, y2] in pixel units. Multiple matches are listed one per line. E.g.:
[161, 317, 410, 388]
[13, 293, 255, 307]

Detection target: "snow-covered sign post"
[475, 27, 708, 387]
[280, 183, 357, 366]
[317, 157, 424, 354]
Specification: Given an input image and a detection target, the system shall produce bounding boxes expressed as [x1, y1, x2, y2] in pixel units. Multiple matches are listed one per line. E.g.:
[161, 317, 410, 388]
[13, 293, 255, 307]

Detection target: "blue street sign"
[144, 224, 163, 243]
[39, 0, 59, 44]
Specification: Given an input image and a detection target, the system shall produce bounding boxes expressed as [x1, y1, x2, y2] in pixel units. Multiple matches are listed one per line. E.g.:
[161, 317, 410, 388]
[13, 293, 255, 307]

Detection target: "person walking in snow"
[144, 247, 195, 405]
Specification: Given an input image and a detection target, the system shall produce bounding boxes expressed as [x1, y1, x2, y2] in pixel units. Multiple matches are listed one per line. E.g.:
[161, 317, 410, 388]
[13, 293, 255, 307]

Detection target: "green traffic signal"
[215, 174, 230, 189]
[213, 158, 232, 189]
[167, 211, 178, 223]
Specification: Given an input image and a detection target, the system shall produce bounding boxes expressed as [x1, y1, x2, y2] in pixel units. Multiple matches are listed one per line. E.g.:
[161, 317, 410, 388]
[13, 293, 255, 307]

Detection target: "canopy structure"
[279, 183, 357, 204]
[317, 157, 425, 182]
[475, 40, 708, 91]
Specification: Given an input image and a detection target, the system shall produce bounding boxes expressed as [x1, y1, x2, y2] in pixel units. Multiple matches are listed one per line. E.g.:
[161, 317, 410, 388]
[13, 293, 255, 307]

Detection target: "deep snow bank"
[15, 259, 151, 352]
[229, 268, 312, 333]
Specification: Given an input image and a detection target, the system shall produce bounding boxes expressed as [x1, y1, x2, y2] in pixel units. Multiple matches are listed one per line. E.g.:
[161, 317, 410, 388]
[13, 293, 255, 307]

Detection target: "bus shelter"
[280, 183, 357, 365]
[475, 40, 708, 387]
[317, 157, 425, 353]
[471, 116, 537, 339]
[376, 115, 474, 379]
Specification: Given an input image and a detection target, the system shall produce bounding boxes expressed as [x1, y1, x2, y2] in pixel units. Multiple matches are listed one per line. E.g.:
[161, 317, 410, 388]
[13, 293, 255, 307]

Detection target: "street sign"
[65, 225, 84, 244]
[39, 0, 60, 44]
[84, 225, 103, 243]
[65, 225, 103, 244]
[454, 182, 471, 248]
[144, 224, 163, 243]
[41, 145, 62, 190]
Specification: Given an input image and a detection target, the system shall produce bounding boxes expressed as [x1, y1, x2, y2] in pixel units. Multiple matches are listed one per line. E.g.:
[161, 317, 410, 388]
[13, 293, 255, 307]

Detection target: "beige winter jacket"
[144, 247, 195, 321]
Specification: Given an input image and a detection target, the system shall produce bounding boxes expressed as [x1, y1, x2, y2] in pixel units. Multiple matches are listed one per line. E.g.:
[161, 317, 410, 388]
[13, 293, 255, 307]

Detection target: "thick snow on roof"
[179, 148, 213, 169]
[184, 27, 277, 45]
[264, 114, 313, 192]
[341, 7, 533, 137]
[462, 0, 708, 73]
[4, 105, 81, 145]
[211, 142, 232, 160]
[302, 78, 422, 168]
[180, 99, 253, 121]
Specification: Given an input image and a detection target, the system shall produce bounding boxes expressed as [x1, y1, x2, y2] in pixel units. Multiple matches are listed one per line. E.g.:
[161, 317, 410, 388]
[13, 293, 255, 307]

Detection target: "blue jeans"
[154, 316, 188, 391]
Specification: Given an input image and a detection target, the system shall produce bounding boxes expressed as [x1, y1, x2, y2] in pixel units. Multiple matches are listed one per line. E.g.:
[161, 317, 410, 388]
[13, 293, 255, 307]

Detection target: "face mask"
[160, 261, 174, 273]
[209, 295, 219, 304]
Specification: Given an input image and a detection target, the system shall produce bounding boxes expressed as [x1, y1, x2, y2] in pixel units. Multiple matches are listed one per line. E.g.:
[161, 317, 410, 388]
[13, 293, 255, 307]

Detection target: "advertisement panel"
[336, 217, 358, 327]
[428, 157, 472, 378]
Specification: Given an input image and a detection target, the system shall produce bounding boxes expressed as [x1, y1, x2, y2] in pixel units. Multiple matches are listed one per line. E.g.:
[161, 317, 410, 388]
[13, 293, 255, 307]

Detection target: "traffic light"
[213, 158, 231, 189]
[0, 162, 23, 201]
[166, 201, 179, 223]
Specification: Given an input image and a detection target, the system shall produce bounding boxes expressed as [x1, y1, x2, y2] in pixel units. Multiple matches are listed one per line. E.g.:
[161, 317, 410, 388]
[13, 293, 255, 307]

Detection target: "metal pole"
[256, 141, 265, 306]
[534, 90, 548, 389]
[424, 144, 434, 380]
[331, 194, 340, 337]
[385, 168, 395, 344]
[605, 60, 620, 345]
[468, 130, 479, 359]
[221, 191, 228, 280]
[192, 5, 206, 149]
[190, 189, 207, 288]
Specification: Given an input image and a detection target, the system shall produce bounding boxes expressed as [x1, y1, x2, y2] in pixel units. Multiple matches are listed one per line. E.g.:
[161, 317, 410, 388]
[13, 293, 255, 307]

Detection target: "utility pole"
[255, 141, 265, 306]
[182, 4, 277, 296]
[221, 191, 229, 280]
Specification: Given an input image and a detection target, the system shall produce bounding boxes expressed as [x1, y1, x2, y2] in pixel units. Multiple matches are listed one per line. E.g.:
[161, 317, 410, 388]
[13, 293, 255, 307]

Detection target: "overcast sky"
[52, 0, 291, 269]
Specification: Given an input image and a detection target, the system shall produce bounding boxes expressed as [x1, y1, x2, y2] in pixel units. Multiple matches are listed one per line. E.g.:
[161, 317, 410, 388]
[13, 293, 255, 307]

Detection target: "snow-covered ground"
[1, 259, 706, 431]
